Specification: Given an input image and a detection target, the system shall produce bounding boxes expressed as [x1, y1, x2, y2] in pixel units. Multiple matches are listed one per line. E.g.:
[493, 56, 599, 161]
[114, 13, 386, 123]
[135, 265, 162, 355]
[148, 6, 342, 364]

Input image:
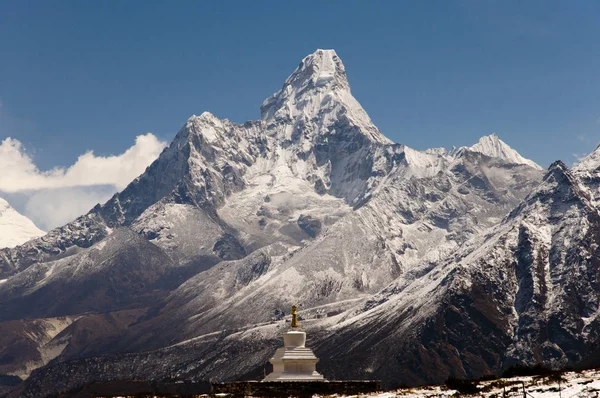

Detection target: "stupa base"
[262, 370, 325, 382]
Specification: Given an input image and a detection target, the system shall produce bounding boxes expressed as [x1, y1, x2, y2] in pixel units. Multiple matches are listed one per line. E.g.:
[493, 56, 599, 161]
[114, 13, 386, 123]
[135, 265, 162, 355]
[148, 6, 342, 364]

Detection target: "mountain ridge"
[1, 49, 592, 397]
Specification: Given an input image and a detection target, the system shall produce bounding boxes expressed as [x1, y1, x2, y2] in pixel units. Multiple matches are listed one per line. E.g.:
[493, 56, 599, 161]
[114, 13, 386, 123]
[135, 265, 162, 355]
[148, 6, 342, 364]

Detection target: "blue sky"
[1, 1, 599, 179]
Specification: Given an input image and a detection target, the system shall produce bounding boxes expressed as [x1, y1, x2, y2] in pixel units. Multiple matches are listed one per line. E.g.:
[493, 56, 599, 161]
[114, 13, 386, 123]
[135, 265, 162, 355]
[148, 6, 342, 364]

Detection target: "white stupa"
[263, 305, 325, 382]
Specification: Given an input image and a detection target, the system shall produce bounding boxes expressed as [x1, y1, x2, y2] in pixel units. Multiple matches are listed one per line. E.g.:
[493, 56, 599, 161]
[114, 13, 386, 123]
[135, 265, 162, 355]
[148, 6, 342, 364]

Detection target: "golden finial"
[291, 305, 299, 328]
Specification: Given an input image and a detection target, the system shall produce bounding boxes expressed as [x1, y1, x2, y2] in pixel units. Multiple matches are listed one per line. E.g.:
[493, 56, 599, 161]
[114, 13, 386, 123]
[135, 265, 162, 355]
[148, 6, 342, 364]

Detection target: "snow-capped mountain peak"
[573, 144, 600, 173]
[464, 133, 542, 170]
[184, 112, 226, 143]
[282, 49, 347, 92]
[0, 197, 45, 249]
[260, 49, 391, 145]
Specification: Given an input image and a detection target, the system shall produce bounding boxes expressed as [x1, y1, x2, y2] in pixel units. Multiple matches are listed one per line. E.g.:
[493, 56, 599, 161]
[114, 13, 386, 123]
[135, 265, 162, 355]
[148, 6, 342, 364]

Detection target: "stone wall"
[211, 380, 382, 397]
[59, 380, 211, 397]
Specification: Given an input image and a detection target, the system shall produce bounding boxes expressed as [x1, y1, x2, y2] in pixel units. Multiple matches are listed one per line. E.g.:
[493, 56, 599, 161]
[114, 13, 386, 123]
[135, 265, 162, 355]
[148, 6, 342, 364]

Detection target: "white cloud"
[22, 186, 117, 231]
[0, 134, 167, 230]
[0, 134, 167, 192]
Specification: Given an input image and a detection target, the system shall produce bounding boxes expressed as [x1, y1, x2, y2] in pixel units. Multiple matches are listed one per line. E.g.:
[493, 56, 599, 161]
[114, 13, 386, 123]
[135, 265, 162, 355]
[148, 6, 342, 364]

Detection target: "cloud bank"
[0, 134, 166, 192]
[22, 186, 118, 232]
[0, 134, 167, 231]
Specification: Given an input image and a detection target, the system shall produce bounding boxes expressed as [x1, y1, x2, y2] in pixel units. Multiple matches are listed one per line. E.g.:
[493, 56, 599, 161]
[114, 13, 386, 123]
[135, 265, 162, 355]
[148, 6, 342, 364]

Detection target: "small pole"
[558, 376, 561, 398]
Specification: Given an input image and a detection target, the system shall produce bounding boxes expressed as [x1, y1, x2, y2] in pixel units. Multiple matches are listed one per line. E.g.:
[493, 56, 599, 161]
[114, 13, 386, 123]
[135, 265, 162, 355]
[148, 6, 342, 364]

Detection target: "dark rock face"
[297, 214, 322, 238]
[212, 233, 246, 260]
[235, 252, 271, 286]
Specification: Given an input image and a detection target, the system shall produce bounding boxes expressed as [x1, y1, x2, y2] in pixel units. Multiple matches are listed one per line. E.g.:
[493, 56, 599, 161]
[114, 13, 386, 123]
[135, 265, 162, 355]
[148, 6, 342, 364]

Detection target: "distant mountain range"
[2, 50, 600, 398]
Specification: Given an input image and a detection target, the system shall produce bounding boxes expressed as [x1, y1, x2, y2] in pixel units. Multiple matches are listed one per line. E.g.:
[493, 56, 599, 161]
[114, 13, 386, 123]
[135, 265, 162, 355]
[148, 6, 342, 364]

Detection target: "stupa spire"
[291, 305, 299, 328]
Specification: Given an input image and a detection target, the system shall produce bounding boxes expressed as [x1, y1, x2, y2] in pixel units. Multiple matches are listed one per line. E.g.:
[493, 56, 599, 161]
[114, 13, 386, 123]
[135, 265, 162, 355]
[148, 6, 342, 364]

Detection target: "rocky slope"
[2, 49, 587, 398]
[314, 159, 600, 385]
